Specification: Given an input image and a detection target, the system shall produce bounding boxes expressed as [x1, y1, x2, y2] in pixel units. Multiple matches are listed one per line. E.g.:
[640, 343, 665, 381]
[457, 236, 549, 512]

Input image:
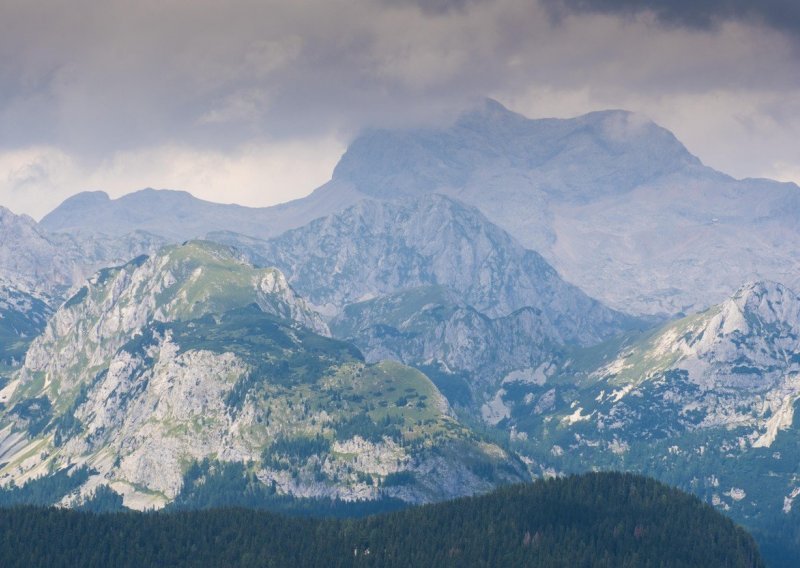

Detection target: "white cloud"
[198, 88, 273, 125]
[0, 138, 345, 219]
[0, 1, 798, 215]
[501, 86, 800, 184]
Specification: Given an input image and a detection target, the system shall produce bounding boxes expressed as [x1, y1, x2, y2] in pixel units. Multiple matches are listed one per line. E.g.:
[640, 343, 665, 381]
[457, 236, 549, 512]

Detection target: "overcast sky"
[1, 0, 799, 218]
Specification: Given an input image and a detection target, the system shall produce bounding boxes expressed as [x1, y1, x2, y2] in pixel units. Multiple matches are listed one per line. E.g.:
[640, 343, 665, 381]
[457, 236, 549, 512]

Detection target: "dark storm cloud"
[0, 0, 799, 207]
[0, 0, 501, 156]
[381, 0, 488, 15]
[545, 0, 800, 36]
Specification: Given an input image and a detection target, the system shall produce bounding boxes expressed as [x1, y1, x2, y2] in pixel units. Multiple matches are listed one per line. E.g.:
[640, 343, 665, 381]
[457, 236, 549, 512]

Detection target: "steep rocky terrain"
[0, 281, 53, 369]
[212, 195, 636, 339]
[490, 281, 800, 546]
[40, 100, 800, 316]
[330, 285, 574, 409]
[208, 196, 643, 417]
[0, 206, 164, 292]
[0, 207, 74, 291]
[0, 206, 167, 368]
[0, 242, 523, 510]
[8, 100, 800, 559]
[329, 100, 800, 315]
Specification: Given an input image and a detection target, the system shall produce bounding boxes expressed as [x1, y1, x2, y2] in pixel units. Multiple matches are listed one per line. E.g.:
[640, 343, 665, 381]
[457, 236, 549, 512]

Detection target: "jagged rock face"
[0, 207, 75, 289]
[18, 241, 328, 399]
[495, 281, 800, 526]
[214, 195, 635, 346]
[0, 281, 53, 368]
[215, 196, 642, 413]
[0, 204, 167, 370]
[0, 204, 167, 292]
[0, 207, 62, 364]
[331, 286, 564, 402]
[332, 100, 800, 316]
[50, 230, 168, 285]
[0, 242, 523, 510]
[653, 281, 800, 393]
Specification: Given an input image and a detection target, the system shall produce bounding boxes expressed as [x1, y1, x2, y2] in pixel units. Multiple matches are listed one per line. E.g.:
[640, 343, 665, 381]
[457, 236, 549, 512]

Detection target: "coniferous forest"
[0, 472, 763, 567]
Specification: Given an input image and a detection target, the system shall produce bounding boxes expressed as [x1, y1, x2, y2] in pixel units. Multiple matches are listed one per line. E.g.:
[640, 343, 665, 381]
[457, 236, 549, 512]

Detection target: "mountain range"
[1, 99, 799, 563]
[490, 281, 800, 523]
[38, 100, 800, 316]
[0, 242, 523, 510]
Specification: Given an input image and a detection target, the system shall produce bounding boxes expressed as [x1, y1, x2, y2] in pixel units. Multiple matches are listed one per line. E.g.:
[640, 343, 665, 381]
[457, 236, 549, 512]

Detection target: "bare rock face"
[0, 241, 524, 510]
[0, 206, 74, 290]
[329, 100, 800, 316]
[211, 196, 640, 417]
[492, 281, 800, 528]
[330, 286, 565, 403]
[0, 280, 53, 368]
[215, 195, 637, 343]
[0, 205, 166, 293]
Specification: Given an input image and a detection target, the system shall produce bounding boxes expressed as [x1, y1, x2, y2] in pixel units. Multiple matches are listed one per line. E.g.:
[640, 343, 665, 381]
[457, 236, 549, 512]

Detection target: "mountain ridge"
[481, 280, 800, 560]
[211, 194, 639, 339]
[36, 99, 800, 315]
[0, 241, 523, 510]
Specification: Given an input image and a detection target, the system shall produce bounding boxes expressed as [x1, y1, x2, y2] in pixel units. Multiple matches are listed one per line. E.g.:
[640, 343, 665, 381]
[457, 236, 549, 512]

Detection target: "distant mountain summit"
[4, 100, 800, 560]
[41, 189, 265, 241]
[38, 99, 800, 315]
[211, 195, 642, 412]
[331, 99, 800, 315]
[212, 194, 638, 339]
[333, 98, 700, 201]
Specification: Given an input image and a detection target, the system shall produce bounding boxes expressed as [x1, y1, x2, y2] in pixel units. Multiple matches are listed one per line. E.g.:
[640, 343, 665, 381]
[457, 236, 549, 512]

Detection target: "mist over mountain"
[7, 0, 800, 563]
[40, 100, 800, 317]
[331, 100, 800, 316]
[334, 100, 701, 202]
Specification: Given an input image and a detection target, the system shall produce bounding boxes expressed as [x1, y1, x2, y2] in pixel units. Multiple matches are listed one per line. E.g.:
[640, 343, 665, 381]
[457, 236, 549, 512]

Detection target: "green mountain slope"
[0, 242, 523, 510]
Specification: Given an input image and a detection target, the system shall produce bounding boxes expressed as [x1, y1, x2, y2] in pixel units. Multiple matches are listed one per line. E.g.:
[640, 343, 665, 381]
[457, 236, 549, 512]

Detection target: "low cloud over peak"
[0, 0, 798, 217]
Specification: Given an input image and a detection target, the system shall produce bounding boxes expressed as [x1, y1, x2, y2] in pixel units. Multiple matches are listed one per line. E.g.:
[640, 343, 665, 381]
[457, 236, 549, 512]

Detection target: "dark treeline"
[0, 472, 763, 568]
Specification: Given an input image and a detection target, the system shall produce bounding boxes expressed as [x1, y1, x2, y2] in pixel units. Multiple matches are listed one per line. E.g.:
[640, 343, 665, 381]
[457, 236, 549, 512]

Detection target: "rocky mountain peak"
[331, 100, 699, 202]
[16, 241, 326, 395]
[0, 238, 522, 510]
[715, 280, 800, 338]
[453, 97, 530, 129]
[220, 194, 636, 344]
